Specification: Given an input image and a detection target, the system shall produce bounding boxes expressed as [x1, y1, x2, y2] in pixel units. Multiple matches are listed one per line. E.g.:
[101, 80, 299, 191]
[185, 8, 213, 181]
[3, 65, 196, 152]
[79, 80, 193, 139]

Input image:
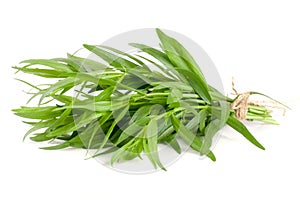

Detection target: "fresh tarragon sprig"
[13, 29, 282, 170]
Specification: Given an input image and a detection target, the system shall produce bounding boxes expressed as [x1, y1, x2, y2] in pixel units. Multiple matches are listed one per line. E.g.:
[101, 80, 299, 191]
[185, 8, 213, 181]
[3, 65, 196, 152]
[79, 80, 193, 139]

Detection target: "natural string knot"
[231, 92, 250, 120]
[230, 77, 250, 120]
[230, 77, 287, 120]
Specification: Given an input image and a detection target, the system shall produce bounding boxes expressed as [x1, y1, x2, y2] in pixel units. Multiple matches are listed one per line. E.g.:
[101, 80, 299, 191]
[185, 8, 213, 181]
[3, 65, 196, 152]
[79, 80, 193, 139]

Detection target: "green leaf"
[45, 122, 76, 138]
[122, 139, 143, 161]
[115, 118, 147, 146]
[91, 146, 119, 157]
[176, 68, 211, 104]
[166, 136, 182, 154]
[52, 94, 72, 104]
[167, 88, 183, 104]
[156, 29, 211, 103]
[22, 119, 56, 141]
[67, 53, 107, 72]
[200, 101, 230, 154]
[30, 132, 53, 142]
[111, 139, 135, 165]
[170, 114, 216, 161]
[52, 57, 81, 72]
[227, 115, 265, 150]
[95, 105, 129, 154]
[200, 119, 222, 155]
[40, 77, 76, 104]
[143, 119, 166, 170]
[129, 43, 183, 80]
[46, 112, 101, 137]
[83, 44, 137, 70]
[94, 86, 114, 101]
[40, 142, 71, 150]
[136, 55, 177, 79]
[153, 81, 192, 91]
[12, 106, 62, 120]
[14, 78, 41, 92]
[13, 66, 73, 78]
[130, 105, 152, 123]
[48, 108, 72, 131]
[42, 132, 87, 150]
[199, 109, 208, 133]
[156, 29, 206, 81]
[99, 45, 150, 70]
[157, 124, 174, 142]
[87, 113, 112, 150]
[156, 29, 198, 67]
[20, 59, 74, 73]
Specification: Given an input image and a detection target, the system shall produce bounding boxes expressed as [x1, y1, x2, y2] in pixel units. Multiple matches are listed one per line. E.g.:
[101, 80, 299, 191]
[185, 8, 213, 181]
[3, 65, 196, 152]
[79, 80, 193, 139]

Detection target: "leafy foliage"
[13, 29, 279, 170]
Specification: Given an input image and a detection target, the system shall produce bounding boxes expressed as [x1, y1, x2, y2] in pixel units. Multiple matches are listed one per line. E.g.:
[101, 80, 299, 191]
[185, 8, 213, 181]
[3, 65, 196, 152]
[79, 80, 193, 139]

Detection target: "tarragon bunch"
[13, 29, 281, 170]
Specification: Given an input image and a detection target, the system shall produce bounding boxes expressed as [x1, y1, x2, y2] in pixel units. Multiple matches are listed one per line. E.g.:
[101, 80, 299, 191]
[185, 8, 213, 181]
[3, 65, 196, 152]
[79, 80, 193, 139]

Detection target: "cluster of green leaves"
[13, 29, 278, 170]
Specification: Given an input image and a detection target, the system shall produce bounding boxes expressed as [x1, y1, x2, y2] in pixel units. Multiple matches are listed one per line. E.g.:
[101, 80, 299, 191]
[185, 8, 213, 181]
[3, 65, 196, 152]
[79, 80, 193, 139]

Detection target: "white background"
[1, 0, 300, 199]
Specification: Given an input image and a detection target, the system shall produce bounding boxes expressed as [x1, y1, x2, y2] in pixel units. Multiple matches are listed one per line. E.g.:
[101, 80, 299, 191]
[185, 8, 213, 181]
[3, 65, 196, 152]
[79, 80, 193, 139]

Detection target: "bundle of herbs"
[13, 29, 283, 170]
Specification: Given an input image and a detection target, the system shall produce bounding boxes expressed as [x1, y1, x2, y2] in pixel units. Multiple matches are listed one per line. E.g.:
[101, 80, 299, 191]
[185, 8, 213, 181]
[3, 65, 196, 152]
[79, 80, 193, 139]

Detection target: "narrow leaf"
[20, 59, 74, 73]
[227, 115, 265, 150]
